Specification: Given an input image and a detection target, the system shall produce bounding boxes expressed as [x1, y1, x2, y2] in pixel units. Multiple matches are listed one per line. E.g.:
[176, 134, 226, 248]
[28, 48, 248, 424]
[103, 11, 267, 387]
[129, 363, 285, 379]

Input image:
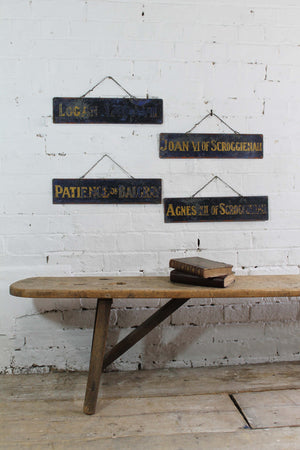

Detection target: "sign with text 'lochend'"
[160, 133, 263, 158]
[164, 196, 268, 222]
[53, 179, 162, 204]
[53, 98, 163, 124]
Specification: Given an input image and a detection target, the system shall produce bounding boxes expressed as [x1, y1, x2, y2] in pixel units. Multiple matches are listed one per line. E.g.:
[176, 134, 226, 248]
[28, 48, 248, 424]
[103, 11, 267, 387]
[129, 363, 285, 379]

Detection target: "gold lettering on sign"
[62, 187, 71, 198]
[175, 141, 182, 151]
[74, 106, 80, 117]
[58, 104, 65, 117]
[81, 187, 88, 198]
[166, 204, 176, 216]
[192, 142, 200, 151]
[54, 185, 63, 198]
[202, 141, 209, 151]
[181, 141, 189, 151]
[88, 186, 99, 198]
[57, 103, 98, 119]
[211, 205, 218, 215]
[219, 203, 245, 215]
[175, 206, 197, 216]
[219, 203, 226, 215]
[160, 139, 190, 152]
[209, 140, 262, 152]
[160, 139, 168, 151]
[211, 140, 217, 151]
[147, 107, 157, 118]
[166, 204, 197, 217]
[198, 205, 209, 215]
[161, 137, 262, 155]
[69, 187, 77, 198]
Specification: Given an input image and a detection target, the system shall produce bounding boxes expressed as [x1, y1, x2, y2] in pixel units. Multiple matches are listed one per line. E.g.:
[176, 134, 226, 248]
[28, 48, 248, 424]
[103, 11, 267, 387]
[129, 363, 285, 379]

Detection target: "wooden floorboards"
[233, 389, 300, 429]
[2, 362, 300, 449]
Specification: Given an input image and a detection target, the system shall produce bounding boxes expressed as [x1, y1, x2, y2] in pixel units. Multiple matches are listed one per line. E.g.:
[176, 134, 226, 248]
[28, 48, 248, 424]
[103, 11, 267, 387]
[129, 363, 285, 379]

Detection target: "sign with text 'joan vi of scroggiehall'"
[159, 133, 263, 158]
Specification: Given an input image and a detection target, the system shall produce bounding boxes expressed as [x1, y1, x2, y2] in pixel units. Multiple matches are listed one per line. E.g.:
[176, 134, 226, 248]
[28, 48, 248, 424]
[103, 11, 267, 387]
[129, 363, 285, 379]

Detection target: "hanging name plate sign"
[53, 178, 162, 204]
[159, 133, 263, 159]
[53, 98, 163, 124]
[164, 196, 268, 222]
[53, 76, 163, 124]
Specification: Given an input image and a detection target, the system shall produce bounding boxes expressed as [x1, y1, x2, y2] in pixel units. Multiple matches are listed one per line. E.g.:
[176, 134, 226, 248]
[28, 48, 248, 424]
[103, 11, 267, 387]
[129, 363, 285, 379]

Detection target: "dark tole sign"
[53, 98, 163, 124]
[164, 196, 268, 222]
[160, 133, 263, 158]
[53, 179, 162, 204]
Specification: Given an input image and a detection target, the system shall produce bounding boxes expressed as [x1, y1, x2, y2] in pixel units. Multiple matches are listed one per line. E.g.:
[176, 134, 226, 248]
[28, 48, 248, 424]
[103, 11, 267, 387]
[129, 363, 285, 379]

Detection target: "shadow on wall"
[26, 298, 208, 372]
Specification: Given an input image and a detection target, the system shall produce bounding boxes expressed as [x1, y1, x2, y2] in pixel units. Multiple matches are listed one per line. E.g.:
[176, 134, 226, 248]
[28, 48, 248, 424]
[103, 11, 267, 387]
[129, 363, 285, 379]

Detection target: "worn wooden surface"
[2, 362, 300, 401]
[9, 274, 300, 299]
[3, 429, 300, 450]
[0, 394, 246, 441]
[2, 362, 300, 448]
[233, 389, 300, 429]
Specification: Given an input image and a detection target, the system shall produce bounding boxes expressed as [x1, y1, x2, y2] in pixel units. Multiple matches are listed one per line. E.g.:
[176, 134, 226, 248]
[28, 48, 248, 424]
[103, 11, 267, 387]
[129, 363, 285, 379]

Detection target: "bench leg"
[83, 298, 112, 415]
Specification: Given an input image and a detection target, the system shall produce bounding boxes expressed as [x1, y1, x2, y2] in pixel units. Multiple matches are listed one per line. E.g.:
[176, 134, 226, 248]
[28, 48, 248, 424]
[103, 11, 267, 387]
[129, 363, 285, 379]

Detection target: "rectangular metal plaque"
[53, 98, 163, 124]
[53, 179, 162, 204]
[164, 196, 268, 222]
[160, 133, 263, 158]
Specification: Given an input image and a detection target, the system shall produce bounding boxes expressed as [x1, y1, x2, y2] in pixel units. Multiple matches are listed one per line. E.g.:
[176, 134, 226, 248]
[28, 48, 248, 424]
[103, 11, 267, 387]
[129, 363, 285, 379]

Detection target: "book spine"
[170, 271, 224, 287]
[169, 260, 204, 277]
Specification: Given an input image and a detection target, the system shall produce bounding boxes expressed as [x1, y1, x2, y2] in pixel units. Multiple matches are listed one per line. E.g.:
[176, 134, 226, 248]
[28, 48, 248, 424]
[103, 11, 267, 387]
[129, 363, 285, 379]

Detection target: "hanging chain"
[191, 175, 243, 198]
[80, 154, 135, 179]
[186, 110, 240, 134]
[81, 76, 137, 99]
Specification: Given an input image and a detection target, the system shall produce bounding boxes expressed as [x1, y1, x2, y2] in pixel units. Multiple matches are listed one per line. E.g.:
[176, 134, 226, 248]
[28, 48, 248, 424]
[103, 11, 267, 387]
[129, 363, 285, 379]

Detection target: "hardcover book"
[169, 257, 233, 278]
[170, 270, 235, 288]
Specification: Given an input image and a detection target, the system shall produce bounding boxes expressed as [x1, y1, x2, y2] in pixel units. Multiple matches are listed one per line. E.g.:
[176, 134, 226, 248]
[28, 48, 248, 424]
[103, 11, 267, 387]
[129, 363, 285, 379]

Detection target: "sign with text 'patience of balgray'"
[53, 179, 162, 204]
[164, 196, 268, 222]
[53, 98, 163, 124]
[159, 133, 263, 158]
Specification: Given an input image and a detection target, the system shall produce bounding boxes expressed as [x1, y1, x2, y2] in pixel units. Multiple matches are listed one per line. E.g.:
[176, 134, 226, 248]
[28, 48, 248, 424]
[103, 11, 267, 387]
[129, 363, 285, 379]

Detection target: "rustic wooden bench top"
[9, 274, 300, 299]
[9, 274, 300, 415]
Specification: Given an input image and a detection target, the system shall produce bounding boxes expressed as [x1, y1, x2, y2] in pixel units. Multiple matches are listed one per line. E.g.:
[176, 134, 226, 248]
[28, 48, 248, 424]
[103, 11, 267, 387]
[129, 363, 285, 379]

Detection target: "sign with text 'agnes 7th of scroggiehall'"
[53, 178, 162, 204]
[164, 196, 268, 222]
[159, 133, 263, 158]
[53, 98, 163, 124]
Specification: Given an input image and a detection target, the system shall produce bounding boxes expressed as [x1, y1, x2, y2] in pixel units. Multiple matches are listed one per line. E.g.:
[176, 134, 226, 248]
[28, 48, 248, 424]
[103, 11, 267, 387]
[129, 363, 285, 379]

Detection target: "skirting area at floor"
[2, 362, 300, 449]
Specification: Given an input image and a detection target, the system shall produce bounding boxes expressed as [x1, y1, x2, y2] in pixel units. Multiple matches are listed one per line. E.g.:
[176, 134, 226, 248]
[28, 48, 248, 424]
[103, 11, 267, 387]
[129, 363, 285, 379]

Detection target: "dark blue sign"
[53, 98, 163, 124]
[160, 133, 263, 158]
[164, 196, 268, 222]
[53, 179, 162, 204]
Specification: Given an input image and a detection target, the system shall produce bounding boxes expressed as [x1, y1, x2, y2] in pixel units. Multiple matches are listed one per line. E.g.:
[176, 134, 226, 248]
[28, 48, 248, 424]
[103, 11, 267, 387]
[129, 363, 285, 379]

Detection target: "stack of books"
[169, 256, 235, 288]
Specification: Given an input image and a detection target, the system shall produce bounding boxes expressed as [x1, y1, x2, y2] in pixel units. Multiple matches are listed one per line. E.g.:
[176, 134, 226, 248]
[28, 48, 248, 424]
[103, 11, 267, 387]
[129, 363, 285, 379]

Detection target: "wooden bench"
[9, 274, 300, 415]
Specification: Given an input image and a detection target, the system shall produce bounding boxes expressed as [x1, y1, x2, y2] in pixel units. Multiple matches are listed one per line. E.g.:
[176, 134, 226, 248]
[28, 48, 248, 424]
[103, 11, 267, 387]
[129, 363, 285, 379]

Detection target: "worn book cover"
[170, 270, 235, 288]
[169, 257, 233, 278]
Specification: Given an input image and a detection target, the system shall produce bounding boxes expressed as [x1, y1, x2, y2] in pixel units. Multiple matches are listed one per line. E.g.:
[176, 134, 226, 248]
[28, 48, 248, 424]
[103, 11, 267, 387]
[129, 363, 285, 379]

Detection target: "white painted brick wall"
[1, 0, 300, 373]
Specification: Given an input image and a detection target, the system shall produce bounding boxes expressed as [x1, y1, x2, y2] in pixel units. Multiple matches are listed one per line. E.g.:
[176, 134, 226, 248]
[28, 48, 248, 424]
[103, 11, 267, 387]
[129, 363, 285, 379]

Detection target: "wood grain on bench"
[9, 274, 300, 299]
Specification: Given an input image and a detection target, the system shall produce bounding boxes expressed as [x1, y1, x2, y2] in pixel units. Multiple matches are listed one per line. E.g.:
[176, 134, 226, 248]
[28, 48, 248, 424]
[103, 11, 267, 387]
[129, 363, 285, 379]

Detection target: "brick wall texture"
[1, 0, 300, 373]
